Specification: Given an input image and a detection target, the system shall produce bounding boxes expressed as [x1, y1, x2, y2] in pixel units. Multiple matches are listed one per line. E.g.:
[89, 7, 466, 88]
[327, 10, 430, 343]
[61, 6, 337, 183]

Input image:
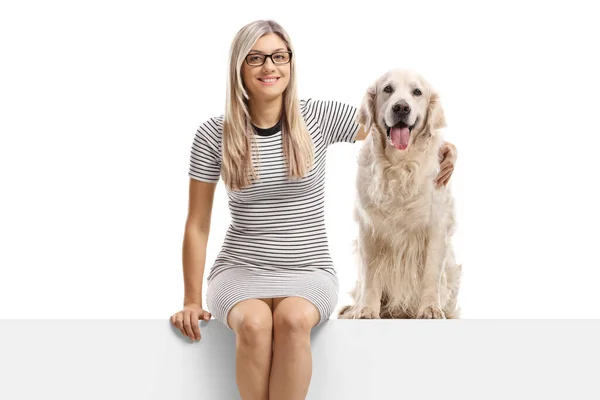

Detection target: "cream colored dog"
[338, 68, 462, 320]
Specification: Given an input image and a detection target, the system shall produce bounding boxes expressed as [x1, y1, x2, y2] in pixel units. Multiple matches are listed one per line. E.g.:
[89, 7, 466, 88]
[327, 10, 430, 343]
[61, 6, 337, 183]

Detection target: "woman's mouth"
[258, 77, 280, 85]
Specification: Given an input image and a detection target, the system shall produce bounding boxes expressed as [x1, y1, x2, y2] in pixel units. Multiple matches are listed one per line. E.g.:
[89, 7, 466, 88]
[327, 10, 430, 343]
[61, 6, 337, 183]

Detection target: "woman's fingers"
[170, 307, 212, 342]
[436, 166, 453, 187]
[172, 313, 187, 339]
[190, 312, 202, 341]
[183, 310, 197, 340]
[443, 174, 452, 186]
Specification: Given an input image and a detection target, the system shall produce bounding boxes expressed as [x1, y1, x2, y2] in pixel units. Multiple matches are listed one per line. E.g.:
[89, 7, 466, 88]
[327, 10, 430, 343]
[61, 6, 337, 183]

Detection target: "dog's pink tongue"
[390, 126, 410, 150]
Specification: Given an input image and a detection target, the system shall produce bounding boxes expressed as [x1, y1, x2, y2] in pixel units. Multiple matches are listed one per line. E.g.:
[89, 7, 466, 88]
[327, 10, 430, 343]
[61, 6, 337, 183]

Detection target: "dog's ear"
[426, 91, 447, 131]
[357, 81, 377, 131]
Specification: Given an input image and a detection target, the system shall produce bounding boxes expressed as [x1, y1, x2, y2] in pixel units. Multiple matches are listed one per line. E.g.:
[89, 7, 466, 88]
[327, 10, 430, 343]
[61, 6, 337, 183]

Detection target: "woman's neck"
[248, 96, 283, 128]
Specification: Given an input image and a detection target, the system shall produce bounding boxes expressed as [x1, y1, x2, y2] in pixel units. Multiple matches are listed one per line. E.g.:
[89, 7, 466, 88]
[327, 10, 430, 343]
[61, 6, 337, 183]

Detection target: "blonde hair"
[221, 20, 314, 191]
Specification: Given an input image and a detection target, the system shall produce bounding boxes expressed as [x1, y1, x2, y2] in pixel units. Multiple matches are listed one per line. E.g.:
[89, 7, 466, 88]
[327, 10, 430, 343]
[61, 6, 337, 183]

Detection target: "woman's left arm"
[354, 126, 457, 187]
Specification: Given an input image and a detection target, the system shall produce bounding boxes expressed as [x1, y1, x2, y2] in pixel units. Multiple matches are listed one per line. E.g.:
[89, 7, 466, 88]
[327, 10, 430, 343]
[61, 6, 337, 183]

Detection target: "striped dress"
[189, 99, 359, 330]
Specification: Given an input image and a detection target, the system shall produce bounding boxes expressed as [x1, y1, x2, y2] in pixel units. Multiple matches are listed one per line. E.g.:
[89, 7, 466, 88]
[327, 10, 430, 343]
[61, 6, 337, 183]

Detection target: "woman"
[170, 20, 457, 400]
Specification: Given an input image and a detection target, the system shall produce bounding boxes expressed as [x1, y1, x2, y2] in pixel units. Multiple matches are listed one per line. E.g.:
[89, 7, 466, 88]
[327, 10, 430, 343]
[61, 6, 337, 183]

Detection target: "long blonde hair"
[222, 20, 314, 191]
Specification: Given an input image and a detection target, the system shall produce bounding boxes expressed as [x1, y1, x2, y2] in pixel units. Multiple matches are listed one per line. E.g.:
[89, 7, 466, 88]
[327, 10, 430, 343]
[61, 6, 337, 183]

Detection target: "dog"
[338, 68, 462, 320]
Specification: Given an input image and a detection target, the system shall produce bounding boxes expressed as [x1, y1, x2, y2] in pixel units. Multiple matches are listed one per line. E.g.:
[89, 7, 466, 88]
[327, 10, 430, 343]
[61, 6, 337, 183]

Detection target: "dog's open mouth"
[386, 119, 417, 150]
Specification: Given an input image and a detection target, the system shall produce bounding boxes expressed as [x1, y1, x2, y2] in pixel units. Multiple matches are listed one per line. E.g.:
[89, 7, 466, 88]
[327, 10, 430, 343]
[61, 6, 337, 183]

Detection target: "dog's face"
[358, 69, 446, 151]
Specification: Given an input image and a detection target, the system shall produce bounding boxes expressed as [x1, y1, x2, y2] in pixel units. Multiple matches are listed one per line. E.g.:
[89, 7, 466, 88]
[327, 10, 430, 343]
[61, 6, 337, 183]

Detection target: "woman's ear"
[357, 81, 377, 131]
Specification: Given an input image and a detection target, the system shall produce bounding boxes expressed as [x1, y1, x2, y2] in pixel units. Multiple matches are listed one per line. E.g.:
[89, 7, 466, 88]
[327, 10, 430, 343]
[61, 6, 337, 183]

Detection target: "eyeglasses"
[245, 51, 292, 66]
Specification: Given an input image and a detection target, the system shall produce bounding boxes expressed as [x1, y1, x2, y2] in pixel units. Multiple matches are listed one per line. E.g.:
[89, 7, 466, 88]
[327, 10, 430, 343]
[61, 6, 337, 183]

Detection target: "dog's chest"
[373, 174, 437, 227]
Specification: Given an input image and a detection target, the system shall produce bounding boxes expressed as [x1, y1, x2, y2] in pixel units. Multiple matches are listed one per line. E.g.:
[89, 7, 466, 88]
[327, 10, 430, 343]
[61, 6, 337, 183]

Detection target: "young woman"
[171, 19, 457, 400]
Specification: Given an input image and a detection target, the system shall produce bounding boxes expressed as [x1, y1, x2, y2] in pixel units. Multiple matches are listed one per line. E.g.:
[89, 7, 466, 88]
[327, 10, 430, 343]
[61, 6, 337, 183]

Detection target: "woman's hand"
[170, 303, 212, 342]
[437, 141, 457, 187]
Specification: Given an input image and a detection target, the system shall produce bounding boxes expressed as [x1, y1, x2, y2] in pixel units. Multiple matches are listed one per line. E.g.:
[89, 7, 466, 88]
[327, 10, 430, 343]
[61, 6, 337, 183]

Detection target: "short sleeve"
[188, 117, 223, 183]
[303, 99, 360, 146]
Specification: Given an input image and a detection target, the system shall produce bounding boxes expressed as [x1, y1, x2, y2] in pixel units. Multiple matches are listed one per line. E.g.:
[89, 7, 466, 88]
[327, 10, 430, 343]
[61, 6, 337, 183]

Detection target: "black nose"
[392, 101, 411, 115]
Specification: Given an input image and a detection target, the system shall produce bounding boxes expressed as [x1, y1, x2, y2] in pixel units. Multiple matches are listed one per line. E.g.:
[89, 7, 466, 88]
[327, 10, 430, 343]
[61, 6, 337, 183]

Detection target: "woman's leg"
[269, 297, 320, 400]
[227, 298, 274, 400]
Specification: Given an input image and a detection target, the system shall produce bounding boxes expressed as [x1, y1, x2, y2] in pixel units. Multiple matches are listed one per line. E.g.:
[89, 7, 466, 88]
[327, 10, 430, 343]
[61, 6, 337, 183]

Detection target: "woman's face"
[241, 33, 291, 103]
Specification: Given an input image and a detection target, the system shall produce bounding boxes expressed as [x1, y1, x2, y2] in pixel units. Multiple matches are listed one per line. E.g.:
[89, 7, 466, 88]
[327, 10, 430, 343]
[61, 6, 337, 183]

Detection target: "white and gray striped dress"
[189, 99, 359, 330]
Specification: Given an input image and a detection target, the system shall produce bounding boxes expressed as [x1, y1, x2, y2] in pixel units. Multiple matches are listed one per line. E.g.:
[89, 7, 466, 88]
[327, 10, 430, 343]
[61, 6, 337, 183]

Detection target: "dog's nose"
[392, 101, 411, 115]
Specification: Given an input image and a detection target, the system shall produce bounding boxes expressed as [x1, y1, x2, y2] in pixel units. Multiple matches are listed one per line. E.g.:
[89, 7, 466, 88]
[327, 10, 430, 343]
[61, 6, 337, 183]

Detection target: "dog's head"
[358, 69, 446, 151]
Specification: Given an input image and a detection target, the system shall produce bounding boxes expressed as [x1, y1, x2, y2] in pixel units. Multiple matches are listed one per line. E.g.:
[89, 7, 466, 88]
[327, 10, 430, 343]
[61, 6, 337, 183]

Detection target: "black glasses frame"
[245, 51, 293, 66]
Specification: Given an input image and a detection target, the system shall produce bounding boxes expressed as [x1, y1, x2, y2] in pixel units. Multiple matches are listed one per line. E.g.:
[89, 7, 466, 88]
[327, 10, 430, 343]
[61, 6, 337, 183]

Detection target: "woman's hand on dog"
[437, 141, 457, 187]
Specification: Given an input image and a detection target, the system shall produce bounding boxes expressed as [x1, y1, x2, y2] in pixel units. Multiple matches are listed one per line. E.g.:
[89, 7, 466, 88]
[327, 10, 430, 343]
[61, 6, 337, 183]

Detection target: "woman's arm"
[354, 125, 369, 141]
[182, 179, 217, 306]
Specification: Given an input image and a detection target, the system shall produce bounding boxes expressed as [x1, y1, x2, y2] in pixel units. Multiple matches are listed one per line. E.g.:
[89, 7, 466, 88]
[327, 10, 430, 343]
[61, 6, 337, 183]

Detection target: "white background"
[1, 0, 599, 319]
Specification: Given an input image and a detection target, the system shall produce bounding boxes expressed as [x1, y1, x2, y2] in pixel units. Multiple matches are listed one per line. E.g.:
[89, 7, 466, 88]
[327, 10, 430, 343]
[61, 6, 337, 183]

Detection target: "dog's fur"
[338, 69, 462, 320]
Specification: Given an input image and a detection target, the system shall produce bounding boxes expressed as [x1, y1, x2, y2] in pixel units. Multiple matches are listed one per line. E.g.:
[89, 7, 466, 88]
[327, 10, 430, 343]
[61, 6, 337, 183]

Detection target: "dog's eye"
[413, 88, 422, 96]
[383, 85, 393, 93]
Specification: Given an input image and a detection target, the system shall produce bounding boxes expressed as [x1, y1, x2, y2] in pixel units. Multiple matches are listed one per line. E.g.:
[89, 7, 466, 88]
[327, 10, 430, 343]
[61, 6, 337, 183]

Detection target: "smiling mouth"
[385, 118, 418, 150]
[258, 77, 280, 84]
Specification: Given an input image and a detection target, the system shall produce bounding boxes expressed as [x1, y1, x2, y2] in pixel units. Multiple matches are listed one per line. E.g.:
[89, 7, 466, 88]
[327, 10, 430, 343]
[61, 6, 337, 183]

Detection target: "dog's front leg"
[354, 260, 383, 319]
[340, 235, 383, 319]
[417, 228, 446, 319]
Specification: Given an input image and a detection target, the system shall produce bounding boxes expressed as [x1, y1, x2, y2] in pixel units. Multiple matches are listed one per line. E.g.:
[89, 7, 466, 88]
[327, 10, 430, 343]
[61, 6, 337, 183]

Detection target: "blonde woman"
[170, 20, 457, 400]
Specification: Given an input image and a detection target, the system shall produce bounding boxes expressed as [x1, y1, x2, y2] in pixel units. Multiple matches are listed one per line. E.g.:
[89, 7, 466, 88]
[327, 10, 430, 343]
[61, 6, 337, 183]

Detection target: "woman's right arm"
[183, 178, 217, 306]
[171, 178, 217, 341]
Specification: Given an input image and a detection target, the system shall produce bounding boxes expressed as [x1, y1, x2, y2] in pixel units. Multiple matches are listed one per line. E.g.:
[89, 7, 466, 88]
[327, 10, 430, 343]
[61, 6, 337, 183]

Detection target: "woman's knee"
[273, 297, 320, 335]
[228, 299, 274, 346]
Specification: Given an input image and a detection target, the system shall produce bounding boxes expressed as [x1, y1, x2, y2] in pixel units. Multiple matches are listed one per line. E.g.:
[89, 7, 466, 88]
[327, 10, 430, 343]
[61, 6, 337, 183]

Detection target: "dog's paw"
[416, 305, 446, 319]
[338, 305, 380, 319]
[357, 306, 381, 319]
[380, 308, 410, 319]
[337, 305, 352, 318]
